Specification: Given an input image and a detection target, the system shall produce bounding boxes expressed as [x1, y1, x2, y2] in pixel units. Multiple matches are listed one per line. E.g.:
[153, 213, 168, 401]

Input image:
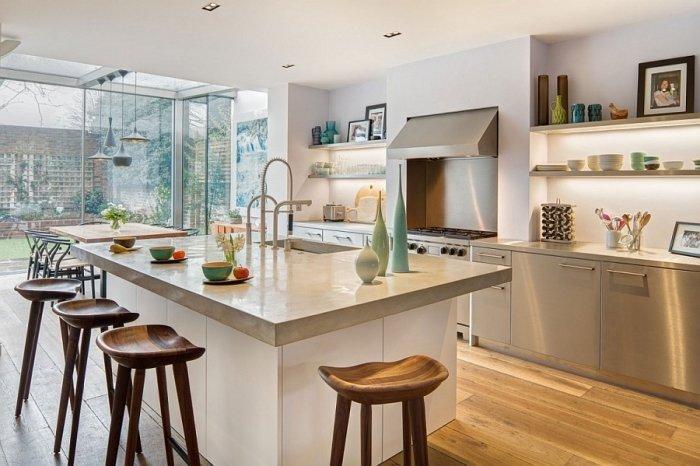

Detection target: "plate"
[150, 257, 188, 264]
[110, 245, 142, 253]
[203, 276, 253, 285]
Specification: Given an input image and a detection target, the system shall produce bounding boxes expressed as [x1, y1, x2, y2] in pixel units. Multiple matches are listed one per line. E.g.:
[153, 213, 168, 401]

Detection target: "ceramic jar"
[571, 103, 585, 123]
[550, 95, 567, 125]
[355, 237, 379, 284]
[587, 104, 602, 122]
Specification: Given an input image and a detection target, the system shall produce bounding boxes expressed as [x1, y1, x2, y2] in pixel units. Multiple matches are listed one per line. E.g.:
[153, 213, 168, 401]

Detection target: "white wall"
[328, 78, 387, 142]
[385, 37, 533, 240]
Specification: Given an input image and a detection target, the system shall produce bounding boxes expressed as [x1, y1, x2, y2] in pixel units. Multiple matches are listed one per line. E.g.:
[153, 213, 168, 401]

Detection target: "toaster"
[323, 204, 346, 222]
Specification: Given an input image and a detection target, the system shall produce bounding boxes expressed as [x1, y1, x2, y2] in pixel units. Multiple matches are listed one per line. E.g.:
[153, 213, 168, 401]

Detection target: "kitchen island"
[72, 235, 511, 465]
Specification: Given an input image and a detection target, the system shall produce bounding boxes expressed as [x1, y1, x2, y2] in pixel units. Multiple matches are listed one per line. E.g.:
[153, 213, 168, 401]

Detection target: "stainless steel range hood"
[388, 107, 498, 159]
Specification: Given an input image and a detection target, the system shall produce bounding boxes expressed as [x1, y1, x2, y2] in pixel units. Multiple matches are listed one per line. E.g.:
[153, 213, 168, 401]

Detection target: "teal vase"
[355, 237, 379, 284]
[322, 121, 338, 143]
[391, 168, 410, 273]
[371, 191, 390, 276]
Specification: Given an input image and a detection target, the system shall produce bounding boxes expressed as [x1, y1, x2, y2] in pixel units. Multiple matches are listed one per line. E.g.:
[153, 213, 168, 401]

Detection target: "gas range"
[406, 228, 497, 260]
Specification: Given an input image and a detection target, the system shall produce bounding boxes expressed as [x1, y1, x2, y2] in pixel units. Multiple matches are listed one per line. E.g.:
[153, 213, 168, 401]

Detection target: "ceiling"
[2, 0, 700, 90]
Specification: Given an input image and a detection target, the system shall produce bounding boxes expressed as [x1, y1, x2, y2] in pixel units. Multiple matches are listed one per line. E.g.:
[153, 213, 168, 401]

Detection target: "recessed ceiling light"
[383, 31, 402, 38]
[282, 64, 295, 69]
[202, 2, 220, 11]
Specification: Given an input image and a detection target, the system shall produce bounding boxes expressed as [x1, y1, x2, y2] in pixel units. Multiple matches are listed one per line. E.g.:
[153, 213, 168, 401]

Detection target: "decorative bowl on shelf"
[586, 155, 600, 171]
[566, 160, 585, 171]
[662, 161, 683, 170]
[202, 261, 233, 281]
[598, 154, 624, 171]
[149, 246, 175, 261]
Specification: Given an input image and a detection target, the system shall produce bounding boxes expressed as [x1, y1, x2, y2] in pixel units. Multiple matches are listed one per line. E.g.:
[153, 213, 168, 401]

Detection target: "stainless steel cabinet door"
[471, 247, 512, 343]
[602, 263, 700, 393]
[511, 252, 601, 367]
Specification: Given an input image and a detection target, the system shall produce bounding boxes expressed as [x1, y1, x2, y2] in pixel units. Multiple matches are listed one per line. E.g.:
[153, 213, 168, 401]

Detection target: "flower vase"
[224, 250, 237, 266]
[371, 191, 390, 276]
[355, 237, 379, 284]
[391, 168, 410, 273]
[110, 220, 123, 232]
[550, 95, 567, 125]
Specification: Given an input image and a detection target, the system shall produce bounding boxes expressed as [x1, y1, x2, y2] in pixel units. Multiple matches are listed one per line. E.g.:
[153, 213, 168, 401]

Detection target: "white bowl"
[599, 160, 624, 171]
[567, 159, 586, 171]
[598, 153, 624, 162]
[662, 161, 683, 170]
[587, 155, 600, 171]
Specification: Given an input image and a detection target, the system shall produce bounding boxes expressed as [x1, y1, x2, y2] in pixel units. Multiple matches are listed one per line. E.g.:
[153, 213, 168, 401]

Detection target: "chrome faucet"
[272, 200, 312, 250]
[245, 193, 277, 246]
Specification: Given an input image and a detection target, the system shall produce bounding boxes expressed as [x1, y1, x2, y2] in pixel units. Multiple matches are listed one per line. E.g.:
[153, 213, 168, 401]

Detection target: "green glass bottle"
[371, 191, 390, 276]
[391, 168, 410, 273]
[550, 95, 567, 125]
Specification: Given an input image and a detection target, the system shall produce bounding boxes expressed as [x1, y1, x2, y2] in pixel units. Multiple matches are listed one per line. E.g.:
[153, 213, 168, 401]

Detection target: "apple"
[233, 266, 250, 279]
[173, 250, 186, 260]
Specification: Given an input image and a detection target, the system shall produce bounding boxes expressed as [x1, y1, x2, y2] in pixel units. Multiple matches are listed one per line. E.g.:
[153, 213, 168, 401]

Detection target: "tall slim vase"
[391, 167, 410, 273]
[371, 191, 390, 276]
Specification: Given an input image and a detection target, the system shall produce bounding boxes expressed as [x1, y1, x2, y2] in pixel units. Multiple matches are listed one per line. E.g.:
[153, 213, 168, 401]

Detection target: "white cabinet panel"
[293, 226, 324, 241]
[323, 229, 365, 246]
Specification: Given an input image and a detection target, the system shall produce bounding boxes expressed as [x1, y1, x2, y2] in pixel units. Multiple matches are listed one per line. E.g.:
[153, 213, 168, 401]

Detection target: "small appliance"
[323, 204, 346, 222]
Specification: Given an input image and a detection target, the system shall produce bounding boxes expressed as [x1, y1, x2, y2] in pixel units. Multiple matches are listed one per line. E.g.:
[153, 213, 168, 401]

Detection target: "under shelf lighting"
[202, 2, 220, 11]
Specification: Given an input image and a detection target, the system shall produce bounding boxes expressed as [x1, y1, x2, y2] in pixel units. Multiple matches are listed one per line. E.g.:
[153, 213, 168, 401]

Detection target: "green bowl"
[202, 261, 233, 281]
[643, 155, 659, 162]
[149, 246, 175, 261]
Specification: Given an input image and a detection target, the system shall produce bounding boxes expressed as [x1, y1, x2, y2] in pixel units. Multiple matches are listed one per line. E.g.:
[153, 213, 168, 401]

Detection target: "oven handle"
[477, 253, 505, 260]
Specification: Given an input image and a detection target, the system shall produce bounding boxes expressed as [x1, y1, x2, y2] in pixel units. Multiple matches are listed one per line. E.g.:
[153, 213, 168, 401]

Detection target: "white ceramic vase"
[355, 238, 379, 284]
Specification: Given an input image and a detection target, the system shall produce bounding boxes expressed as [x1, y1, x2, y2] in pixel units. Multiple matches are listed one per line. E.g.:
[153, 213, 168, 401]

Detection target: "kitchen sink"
[265, 238, 357, 254]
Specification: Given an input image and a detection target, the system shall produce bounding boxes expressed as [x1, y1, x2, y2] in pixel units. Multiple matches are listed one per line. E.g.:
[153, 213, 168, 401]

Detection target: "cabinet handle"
[306, 232, 322, 238]
[490, 285, 506, 290]
[334, 235, 352, 242]
[477, 253, 505, 259]
[558, 263, 595, 271]
[606, 269, 647, 278]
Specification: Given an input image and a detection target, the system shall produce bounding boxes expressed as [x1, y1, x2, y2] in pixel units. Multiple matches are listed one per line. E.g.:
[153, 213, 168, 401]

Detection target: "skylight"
[1, 53, 100, 78]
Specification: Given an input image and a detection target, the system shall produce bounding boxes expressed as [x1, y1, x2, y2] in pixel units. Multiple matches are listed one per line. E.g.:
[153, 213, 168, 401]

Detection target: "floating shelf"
[530, 112, 700, 135]
[530, 169, 700, 177]
[308, 174, 386, 180]
[308, 140, 387, 151]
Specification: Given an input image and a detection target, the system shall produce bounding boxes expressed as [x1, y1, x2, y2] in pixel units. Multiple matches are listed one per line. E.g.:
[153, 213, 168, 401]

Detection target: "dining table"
[49, 222, 187, 297]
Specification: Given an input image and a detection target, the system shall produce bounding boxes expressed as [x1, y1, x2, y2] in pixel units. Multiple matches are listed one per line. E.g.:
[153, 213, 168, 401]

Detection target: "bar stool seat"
[53, 298, 137, 328]
[97, 325, 205, 466]
[319, 355, 448, 466]
[14, 278, 82, 302]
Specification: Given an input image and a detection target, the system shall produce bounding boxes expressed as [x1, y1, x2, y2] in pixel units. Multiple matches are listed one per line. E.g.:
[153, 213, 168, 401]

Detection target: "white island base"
[109, 276, 457, 466]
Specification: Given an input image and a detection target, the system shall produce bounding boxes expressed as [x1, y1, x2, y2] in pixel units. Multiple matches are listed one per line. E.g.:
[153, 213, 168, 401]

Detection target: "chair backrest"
[24, 229, 58, 254]
[38, 237, 73, 278]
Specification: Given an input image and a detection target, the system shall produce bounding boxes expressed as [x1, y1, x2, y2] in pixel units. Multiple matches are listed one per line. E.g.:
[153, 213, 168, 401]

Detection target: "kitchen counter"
[294, 219, 376, 234]
[472, 238, 700, 272]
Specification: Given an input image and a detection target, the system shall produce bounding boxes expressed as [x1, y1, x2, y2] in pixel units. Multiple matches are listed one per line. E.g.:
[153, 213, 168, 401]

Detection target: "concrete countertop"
[472, 238, 700, 272]
[294, 220, 376, 234]
[72, 235, 511, 346]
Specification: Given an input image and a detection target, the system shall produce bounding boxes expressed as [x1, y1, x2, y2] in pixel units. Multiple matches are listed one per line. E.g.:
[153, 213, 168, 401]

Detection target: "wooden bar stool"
[52, 298, 140, 465]
[319, 355, 449, 466]
[13, 278, 81, 418]
[97, 324, 205, 466]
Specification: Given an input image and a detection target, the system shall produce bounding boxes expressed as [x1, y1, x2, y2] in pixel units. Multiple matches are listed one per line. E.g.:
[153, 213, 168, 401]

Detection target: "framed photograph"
[347, 119, 371, 142]
[637, 56, 695, 117]
[365, 103, 386, 140]
[669, 221, 700, 258]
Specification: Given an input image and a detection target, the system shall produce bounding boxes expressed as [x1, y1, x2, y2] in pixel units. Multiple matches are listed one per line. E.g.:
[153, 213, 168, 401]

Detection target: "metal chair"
[40, 237, 99, 298]
[24, 230, 59, 279]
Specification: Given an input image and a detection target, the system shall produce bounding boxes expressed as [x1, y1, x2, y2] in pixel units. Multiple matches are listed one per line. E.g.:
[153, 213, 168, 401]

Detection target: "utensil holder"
[605, 230, 622, 249]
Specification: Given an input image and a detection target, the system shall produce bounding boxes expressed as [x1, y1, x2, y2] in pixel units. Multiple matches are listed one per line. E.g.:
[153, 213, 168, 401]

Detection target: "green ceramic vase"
[371, 191, 390, 276]
[551, 95, 567, 125]
[391, 168, 410, 273]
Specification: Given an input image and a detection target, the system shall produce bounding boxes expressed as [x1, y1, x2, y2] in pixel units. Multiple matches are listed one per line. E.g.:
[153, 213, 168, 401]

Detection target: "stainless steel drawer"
[472, 247, 511, 266]
[602, 262, 700, 393]
[293, 226, 323, 241]
[471, 282, 511, 343]
[323, 229, 365, 246]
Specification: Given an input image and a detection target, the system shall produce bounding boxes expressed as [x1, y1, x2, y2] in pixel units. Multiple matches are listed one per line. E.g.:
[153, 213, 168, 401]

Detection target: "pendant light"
[120, 71, 149, 143]
[104, 74, 117, 150]
[113, 70, 133, 167]
[88, 78, 111, 160]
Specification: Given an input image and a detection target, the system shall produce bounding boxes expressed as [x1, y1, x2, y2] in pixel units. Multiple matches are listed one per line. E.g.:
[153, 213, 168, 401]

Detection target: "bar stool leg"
[101, 327, 115, 409]
[106, 364, 130, 466]
[402, 401, 412, 466]
[173, 362, 201, 466]
[125, 369, 145, 466]
[23, 301, 45, 401]
[15, 300, 43, 417]
[360, 404, 372, 466]
[53, 326, 80, 454]
[67, 328, 91, 465]
[112, 323, 143, 454]
[408, 398, 429, 466]
[59, 320, 76, 409]
[156, 366, 175, 466]
[329, 394, 351, 466]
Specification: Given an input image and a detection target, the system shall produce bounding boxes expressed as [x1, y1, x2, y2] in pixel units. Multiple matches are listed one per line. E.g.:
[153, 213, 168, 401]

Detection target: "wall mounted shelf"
[308, 174, 386, 180]
[308, 140, 387, 151]
[530, 169, 700, 177]
[530, 112, 700, 135]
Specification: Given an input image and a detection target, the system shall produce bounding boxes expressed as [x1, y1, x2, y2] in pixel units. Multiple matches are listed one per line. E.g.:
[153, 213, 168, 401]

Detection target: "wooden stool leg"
[59, 320, 76, 409]
[330, 394, 351, 466]
[112, 323, 143, 454]
[360, 404, 372, 466]
[23, 302, 44, 401]
[402, 401, 412, 466]
[53, 326, 80, 454]
[67, 328, 92, 465]
[15, 300, 43, 417]
[106, 365, 130, 466]
[173, 362, 201, 466]
[101, 327, 115, 409]
[156, 366, 175, 466]
[408, 398, 429, 466]
[125, 369, 145, 466]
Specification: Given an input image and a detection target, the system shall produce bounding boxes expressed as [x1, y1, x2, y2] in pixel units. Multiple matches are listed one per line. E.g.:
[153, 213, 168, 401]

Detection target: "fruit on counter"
[233, 266, 250, 279]
[173, 250, 187, 260]
[109, 243, 129, 254]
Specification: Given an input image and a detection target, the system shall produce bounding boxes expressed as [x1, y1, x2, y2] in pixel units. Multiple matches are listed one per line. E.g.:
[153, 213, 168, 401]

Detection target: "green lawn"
[0, 237, 30, 261]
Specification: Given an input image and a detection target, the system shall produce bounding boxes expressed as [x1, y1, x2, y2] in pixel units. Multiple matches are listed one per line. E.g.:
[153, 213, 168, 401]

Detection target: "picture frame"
[365, 103, 387, 140]
[669, 221, 700, 258]
[637, 56, 695, 117]
[347, 119, 371, 142]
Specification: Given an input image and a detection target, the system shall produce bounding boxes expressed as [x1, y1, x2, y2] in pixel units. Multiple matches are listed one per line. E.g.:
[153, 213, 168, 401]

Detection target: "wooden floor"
[0, 274, 698, 465]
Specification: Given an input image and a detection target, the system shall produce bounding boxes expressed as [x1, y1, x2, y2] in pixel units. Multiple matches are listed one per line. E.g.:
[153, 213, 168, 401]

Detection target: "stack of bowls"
[630, 152, 646, 171]
[587, 155, 600, 171]
[598, 154, 624, 171]
[694, 159, 700, 170]
[644, 155, 660, 170]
